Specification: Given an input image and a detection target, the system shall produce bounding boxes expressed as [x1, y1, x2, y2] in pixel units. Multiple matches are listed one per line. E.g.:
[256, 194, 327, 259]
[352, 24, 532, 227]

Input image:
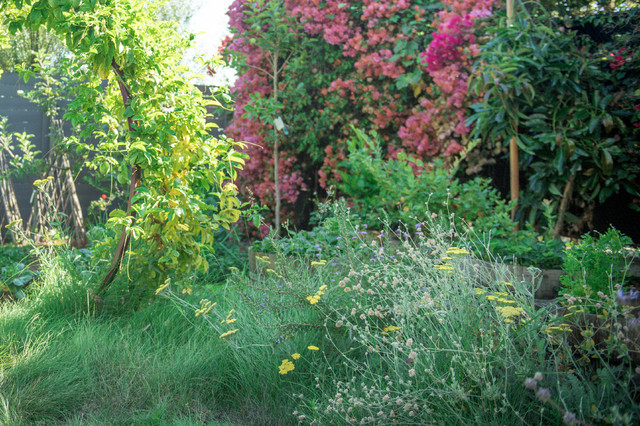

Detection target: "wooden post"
[507, 0, 518, 226]
[509, 136, 519, 223]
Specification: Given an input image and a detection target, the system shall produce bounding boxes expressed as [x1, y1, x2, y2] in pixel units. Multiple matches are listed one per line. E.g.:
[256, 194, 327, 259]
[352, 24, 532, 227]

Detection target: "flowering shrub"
[224, 0, 498, 226]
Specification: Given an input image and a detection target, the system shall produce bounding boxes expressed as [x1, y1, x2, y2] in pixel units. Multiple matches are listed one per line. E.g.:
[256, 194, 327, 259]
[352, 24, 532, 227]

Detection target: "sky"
[186, 0, 236, 86]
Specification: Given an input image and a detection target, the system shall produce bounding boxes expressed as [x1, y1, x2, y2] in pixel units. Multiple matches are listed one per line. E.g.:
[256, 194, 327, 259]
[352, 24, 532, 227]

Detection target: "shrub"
[337, 127, 514, 236]
[559, 228, 634, 298]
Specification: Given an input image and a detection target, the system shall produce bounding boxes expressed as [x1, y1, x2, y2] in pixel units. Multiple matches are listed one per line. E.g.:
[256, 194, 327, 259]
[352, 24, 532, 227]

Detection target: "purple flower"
[535, 388, 551, 403]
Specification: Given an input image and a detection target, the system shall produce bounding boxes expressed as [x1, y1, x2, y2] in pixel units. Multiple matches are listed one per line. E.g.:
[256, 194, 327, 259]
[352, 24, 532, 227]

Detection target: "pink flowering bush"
[224, 0, 498, 226]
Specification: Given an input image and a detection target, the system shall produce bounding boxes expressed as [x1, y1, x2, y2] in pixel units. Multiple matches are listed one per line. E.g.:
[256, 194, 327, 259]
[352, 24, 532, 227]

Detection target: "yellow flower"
[496, 306, 524, 319]
[155, 279, 170, 295]
[434, 264, 454, 271]
[307, 295, 320, 305]
[497, 298, 516, 305]
[474, 288, 487, 295]
[221, 309, 236, 323]
[545, 324, 572, 334]
[441, 256, 453, 261]
[33, 176, 54, 188]
[383, 325, 401, 333]
[503, 281, 513, 287]
[291, 353, 301, 360]
[446, 247, 469, 256]
[219, 329, 239, 338]
[307, 345, 319, 351]
[278, 359, 295, 375]
[195, 299, 216, 317]
[266, 268, 282, 278]
[229, 266, 238, 271]
[311, 260, 327, 266]
[6, 219, 22, 229]
[319, 285, 328, 292]
[181, 287, 193, 295]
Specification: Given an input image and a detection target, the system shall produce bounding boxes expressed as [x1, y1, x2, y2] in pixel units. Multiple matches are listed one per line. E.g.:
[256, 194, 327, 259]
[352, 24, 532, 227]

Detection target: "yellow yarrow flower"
[307, 295, 320, 305]
[195, 299, 217, 317]
[266, 268, 282, 278]
[278, 359, 295, 375]
[155, 278, 171, 295]
[221, 309, 236, 323]
[219, 329, 239, 338]
[291, 353, 301, 360]
[496, 306, 524, 319]
[307, 345, 319, 351]
[545, 324, 572, 334]
[434, 264, 454, 271]
[446, 247, 469, 256]
[311, 259, 327, 266]
[33, 176, 54, 188]
[383, 325, 401, 333]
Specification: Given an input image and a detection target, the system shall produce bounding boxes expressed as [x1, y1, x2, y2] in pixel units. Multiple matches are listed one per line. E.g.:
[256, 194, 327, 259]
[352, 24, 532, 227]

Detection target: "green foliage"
[559, 228, 634, 298]
[0, 245, 32, 300]
[3, 212, 640, 424]
[0, 116, 42, 179]
[337, 127, 514, 234]
[468, 9, 640, 226]
[483, 227, 566, 269]
[0, 0, 245, 289]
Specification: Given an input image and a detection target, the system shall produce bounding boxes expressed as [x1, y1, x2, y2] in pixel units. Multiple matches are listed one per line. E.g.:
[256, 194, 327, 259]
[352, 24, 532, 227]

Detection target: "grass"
[1, 207, 639, 425]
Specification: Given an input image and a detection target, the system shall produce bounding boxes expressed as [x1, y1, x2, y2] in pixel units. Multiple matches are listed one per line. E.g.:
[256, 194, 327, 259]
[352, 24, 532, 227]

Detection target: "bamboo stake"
[507, 0, 519, 227]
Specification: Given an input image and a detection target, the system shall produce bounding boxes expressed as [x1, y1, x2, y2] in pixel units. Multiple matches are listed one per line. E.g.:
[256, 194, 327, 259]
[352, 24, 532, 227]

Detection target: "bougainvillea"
[224, 0, 497, 226]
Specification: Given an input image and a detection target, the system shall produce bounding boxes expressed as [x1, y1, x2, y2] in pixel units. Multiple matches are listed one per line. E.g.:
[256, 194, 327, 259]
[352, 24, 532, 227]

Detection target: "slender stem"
[99, 61, 142, 293]
[272, 50, 281, 236]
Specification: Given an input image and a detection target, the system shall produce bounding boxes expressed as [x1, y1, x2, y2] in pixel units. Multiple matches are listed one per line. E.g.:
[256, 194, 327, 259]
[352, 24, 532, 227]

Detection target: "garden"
[0, 0, 639, 424]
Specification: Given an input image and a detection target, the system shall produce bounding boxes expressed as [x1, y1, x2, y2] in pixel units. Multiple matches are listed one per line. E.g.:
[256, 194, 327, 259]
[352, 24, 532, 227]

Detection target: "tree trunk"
[553, 173, 576, 239]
